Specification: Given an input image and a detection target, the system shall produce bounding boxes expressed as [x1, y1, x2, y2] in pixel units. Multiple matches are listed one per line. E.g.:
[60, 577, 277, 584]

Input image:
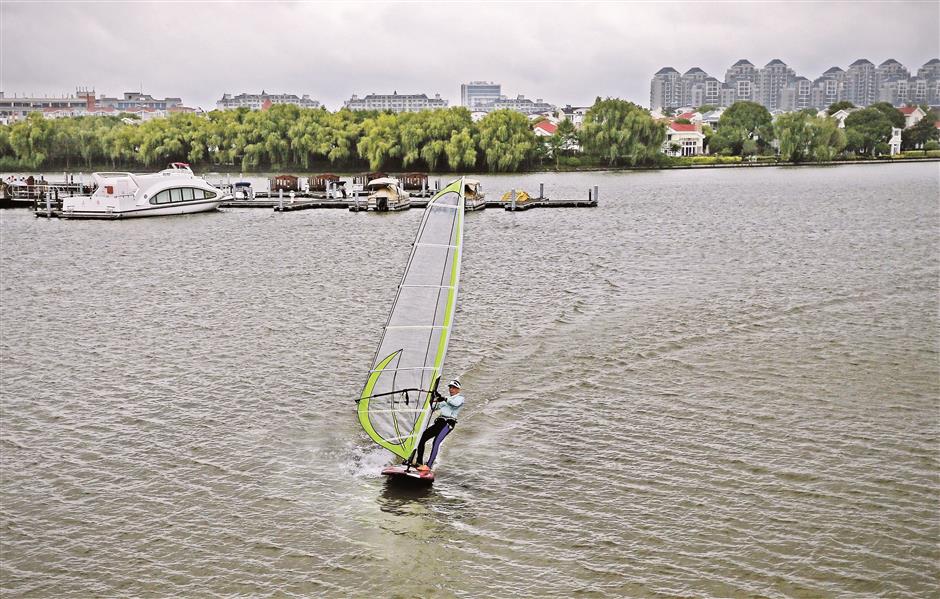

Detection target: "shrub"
[924, 140, 939, 151]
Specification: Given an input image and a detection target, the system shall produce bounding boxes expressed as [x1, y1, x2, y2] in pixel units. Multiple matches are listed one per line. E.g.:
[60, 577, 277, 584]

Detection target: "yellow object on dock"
[500, 190, 531, 203]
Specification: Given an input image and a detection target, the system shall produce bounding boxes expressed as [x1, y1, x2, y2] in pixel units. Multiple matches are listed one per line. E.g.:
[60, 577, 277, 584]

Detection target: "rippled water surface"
[2, 164, 939, 598]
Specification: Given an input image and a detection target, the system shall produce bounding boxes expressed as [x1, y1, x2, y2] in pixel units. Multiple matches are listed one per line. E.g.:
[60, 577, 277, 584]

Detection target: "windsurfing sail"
[357, 177, 466, 461]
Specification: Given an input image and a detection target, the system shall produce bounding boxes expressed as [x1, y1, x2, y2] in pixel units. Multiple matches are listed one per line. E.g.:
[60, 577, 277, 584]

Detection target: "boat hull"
[58, 198, 223, 219]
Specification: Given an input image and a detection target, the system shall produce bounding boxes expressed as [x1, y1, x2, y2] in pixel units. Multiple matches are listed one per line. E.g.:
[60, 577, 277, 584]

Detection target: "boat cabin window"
[151, 190, 172, 204]
[149, 187, 217, 204]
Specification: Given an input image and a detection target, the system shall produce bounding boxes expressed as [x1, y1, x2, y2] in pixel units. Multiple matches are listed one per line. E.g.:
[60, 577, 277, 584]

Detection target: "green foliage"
[901, 110, 939, 150]
[924, 140, 940, 151]
[710, 101, 773, 156]
[844, 108, 893, 156]
[580, 97, 665, 166]
[475, 110, 538, 172]
[869, 102, 905, 129]
[827, 101, 855, 115]
[774, 111, 846, 162]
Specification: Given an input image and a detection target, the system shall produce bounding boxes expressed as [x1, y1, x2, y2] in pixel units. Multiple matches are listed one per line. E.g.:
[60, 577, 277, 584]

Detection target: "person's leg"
[415, 419, 444, 465]
[426, 424, 453, 468]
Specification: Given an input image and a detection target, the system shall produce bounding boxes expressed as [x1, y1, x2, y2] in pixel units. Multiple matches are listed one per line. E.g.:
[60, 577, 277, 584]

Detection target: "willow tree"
[358, 113, 403, 170]
[774, 112, 845, 162]
[580, 98, 665, 166]
[475, 109, 537, 172]
[444, 127, 477, 170]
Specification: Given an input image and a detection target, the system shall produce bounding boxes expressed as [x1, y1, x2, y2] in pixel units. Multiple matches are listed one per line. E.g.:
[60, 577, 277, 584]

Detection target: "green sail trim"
[358, 350, 414, 458]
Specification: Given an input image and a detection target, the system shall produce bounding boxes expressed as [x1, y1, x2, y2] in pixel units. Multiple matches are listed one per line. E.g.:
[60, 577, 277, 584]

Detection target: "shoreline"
[3, 156, 937, 178]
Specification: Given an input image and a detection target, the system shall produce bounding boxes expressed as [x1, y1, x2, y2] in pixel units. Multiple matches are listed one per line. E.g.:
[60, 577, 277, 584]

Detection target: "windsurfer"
[412, 379, 464, 471]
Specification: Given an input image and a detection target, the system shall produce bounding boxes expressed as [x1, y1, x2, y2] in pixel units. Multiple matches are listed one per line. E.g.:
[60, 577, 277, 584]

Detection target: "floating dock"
[26, 181, 599, 218]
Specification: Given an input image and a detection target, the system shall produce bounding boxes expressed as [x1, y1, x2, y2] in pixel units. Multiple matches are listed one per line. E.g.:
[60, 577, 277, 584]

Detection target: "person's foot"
[416, 464, 430, 472]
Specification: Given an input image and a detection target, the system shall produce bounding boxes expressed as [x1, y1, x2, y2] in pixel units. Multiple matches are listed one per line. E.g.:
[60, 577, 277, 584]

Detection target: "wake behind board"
[382, 464, 435, 483]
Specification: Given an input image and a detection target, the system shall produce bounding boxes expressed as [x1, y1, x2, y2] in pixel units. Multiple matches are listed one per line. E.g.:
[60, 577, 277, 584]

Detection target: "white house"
[662, 122, 705, 156]
[899, 105, 926, 128]
[701, 108, 724, 130]
[888, 127, 903, 155]
[532, 121, 558, 137]
[824, 108, 859, 128]
[558, 105, 591, 128]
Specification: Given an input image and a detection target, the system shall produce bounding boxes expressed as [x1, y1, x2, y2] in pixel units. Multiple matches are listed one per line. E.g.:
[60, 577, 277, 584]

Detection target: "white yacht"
[59, 163, 227, 219]
[366, 177, 410, 211]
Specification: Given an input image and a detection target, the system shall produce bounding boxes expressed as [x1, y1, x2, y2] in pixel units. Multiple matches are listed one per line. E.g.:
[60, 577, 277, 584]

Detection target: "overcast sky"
[2, 1, 938, 111]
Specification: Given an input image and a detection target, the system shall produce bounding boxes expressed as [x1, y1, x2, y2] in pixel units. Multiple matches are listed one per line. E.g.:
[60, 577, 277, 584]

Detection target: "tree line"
[0, 98, 935, 173]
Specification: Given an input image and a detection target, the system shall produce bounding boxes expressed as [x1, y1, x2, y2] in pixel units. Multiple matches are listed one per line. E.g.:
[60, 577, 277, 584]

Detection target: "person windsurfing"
[412, 379, 464, 471]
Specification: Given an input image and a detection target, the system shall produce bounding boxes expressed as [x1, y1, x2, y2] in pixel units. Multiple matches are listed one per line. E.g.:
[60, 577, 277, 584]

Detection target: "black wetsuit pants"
[415, 417, 456, 467]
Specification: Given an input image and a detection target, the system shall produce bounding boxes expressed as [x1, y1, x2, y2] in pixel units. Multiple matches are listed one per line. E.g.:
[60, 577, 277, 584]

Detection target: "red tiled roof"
[677, 112, 696, 120]
[899, 106, 920, 115]
[669, 122, 698, 132]
[534, 121, 557, 134]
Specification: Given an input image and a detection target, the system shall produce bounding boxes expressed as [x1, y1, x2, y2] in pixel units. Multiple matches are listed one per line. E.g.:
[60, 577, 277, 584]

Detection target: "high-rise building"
[724, 59, 759, 103]
[915, 58, 940, 105]
[843, 59, 877, 107]
[651, 58, 937, 113]
[460, 81, 501, 110]
[680, 67, 707, 107]
[810, 67, 845, 111]
[758, 59, 795, 110]
[780, 77, 812, 112]
[650, 67, 682, 111]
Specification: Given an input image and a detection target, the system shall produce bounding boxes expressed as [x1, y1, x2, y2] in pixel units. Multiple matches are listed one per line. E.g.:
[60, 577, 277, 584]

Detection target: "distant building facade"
[650, 58, 940, 112]
[217, 91, 320, 110]
[0, 88, 191, 121]
[460, 81, 501, 110]
[488, 95, 554, 115]
[343, 91, 447, 112]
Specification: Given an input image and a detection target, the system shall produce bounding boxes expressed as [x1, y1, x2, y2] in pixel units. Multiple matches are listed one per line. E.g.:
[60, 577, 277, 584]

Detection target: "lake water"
[1, 163, 938, 597]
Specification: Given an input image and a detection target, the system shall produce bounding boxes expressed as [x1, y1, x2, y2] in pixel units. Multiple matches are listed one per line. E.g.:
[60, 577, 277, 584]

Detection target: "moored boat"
[463, 178, 486, 211]
[366, 177, 410, 211]
[58, 163, 226, 219]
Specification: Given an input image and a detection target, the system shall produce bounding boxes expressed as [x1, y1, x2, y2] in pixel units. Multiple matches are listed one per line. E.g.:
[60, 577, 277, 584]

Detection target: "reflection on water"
[1, 164, 938, 598]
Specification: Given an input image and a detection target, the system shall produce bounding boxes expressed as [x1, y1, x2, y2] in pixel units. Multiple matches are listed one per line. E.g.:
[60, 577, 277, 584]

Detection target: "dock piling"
[539, 182, 544, 199]
[278, 189, 284, 211]
[44, 191, 51, 218]
[594, 185, 599, 203]
[588, 188, 592, 202]
[511, 189, 517, 211]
